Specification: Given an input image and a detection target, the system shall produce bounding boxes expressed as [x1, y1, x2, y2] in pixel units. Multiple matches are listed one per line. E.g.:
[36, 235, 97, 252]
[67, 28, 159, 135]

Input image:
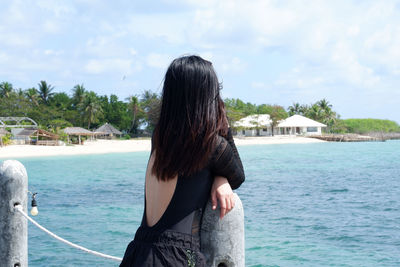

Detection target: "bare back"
[144, 152, 177, 227]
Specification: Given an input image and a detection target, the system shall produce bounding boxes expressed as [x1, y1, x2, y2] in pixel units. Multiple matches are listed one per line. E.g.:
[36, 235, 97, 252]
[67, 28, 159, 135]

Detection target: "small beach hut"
[34, 129, 60, 145]
[277, 115, 327, 135]
[95, 123, 122, 139]
[13, 128, 60, 145]
[63, 127, 94, 145]
[12, 128, 36, 144]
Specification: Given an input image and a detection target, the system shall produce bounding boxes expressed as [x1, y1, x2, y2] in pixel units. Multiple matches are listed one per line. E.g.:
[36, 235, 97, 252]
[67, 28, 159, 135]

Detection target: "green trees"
[1, 79, 398, 136]
[50, 92, 71, 111]
[0, 82, 14, 98]
[287, 99, 400, 134]
[287, 102, 302, 116]
[343, 119, 400, 134]
[269, 105, 288, 136]
[127, 95, 143, 134]
[140, 90, 161, 132]
[37, 81, 55, 104]
[72, 84, 86, 107]
[79, 91, 103, 129]
[25, 88, 40, 106]
[287, 99, 340, 133]
[224, 98, 289, 129]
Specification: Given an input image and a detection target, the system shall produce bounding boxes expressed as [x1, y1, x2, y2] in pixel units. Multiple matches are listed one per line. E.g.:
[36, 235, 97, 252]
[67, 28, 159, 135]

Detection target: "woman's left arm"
[211, 129, 245, 190]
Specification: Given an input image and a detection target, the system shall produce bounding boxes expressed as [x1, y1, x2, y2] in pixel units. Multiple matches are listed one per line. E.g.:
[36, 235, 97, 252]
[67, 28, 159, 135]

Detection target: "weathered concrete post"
[0, 160, 28, 267]
[201, 193, 245, 267]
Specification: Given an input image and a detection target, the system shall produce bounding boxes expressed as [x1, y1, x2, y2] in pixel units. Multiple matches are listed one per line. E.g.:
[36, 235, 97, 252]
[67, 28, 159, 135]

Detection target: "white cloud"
[44, 49, 64, 56]
[274, 70, 325, 89]
[347, 25, 360, 36]
[126, 14, 187, 44]
[176, 0, 400, 90]
[130, 49, 137, 56]
[1, 0, 399, 121]
[222, 57, 246, 73]
[251, 82, 265, 89]
[0, 33, 32, 47]
[36, 0, 76, 17]
[146, 53, 172, 69]
[199, 52, 213, 61]
[43, 20, 61, 33]
[85, 59, 135, 74]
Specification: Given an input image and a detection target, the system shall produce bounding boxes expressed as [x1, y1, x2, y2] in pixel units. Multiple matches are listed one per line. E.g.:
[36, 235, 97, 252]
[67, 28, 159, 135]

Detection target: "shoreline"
[0, 136, 326, 159]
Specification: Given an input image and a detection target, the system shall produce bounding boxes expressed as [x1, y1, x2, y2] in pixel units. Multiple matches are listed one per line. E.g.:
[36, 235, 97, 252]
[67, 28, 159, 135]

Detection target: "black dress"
[120, 129, 245, 267]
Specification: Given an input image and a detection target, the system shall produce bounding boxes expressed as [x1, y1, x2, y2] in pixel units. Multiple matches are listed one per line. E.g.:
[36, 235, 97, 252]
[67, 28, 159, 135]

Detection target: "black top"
[141, 129, 245, 235]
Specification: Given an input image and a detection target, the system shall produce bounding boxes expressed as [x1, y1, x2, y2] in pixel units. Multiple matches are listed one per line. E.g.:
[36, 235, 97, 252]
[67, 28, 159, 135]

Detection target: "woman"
[120, 55, 245, 267]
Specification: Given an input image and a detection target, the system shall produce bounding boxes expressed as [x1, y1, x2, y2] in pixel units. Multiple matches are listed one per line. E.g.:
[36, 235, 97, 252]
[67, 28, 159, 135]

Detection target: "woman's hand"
[211, 176, 235, 219]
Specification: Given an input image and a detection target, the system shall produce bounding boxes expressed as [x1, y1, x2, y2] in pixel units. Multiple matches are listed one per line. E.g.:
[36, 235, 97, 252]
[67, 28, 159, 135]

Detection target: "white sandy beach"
[0, 136, 325, 159]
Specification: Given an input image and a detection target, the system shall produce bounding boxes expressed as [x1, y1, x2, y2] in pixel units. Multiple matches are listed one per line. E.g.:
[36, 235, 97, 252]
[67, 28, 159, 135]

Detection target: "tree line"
[0, 81, 160, 135]
[1, 81, 399, 136]
[224, 98, 344, 133]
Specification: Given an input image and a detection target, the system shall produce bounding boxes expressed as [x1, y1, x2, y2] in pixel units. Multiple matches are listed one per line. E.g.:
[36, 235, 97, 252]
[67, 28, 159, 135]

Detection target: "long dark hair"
[152, 55, 228, 181]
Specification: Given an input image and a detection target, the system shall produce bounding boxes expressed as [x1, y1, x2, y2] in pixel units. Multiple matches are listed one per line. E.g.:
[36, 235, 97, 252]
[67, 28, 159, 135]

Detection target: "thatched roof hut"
[95, 123, 122, 138]
[63, 127, 94, 145]
[63, 127, 94, 135]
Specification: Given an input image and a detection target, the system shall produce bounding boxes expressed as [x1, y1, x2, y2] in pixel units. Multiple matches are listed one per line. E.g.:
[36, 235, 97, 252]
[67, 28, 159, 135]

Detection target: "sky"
[1, 0, 400, 123]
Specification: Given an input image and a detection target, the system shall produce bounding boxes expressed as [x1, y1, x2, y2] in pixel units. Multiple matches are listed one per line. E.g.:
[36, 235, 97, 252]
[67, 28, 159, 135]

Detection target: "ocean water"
[7, 140, 400, 266]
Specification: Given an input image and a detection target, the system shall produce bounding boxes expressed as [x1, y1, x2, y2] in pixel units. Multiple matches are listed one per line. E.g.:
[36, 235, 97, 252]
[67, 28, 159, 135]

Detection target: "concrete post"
[201, 193, 245, 267]
[0, 160, 28, 267]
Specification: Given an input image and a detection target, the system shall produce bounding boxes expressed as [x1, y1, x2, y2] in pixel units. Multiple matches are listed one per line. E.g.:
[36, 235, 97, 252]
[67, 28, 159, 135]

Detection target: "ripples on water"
[13, 141, 400, 266]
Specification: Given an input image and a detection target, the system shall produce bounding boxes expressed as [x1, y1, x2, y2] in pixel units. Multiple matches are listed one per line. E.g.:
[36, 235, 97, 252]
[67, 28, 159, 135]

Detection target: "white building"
[234, 114, 326, 136]
[277, 115, 326, 136]
[234, 114, 272, 136]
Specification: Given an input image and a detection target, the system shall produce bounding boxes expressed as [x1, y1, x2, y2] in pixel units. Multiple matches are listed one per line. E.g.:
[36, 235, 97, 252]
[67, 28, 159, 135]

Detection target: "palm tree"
[141, 90, 158, 102]
[288, 102, 302, 116]
[317, 99, 332, 112]
[25, 88, 40, 106]
[16, 88, 24, 97]
[0, 82, 13, 98]
[140, 90, 161, 131]
[80, 92, 103, 129]
[306, 104, 323, 121]
[322, 109, 338, 132]
[141, 90, 159, 110]
[72, 84, 86, 107]
[38, 80, 55, 104]
[127, 95, 142, 134]
[299, 104, 309, 115]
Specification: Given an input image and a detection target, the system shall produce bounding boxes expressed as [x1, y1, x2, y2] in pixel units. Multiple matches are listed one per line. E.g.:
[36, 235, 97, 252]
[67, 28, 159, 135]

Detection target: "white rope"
[14, 205, 122, 262]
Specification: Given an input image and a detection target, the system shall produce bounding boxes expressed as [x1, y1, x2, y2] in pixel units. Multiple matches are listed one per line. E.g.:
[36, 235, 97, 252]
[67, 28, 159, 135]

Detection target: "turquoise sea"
[7, 141, 400, 266]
